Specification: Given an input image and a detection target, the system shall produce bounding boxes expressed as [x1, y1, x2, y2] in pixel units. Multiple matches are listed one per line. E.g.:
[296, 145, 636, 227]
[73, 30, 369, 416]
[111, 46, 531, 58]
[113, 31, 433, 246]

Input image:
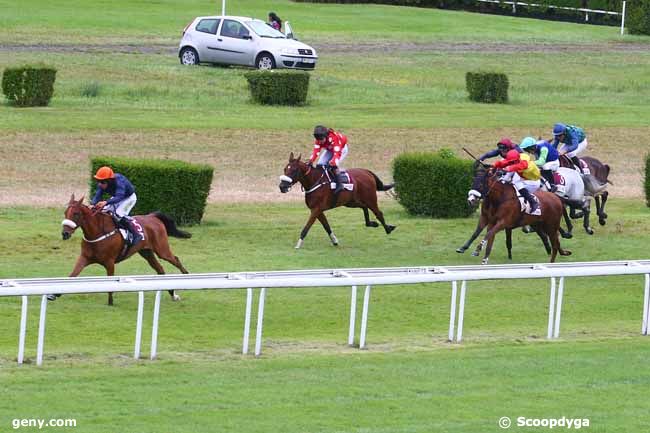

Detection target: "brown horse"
[279, 153, 396, 248]
[559, 154, 610, 226]
[472, 170, 571, 264]
[60, 194, 191, 305]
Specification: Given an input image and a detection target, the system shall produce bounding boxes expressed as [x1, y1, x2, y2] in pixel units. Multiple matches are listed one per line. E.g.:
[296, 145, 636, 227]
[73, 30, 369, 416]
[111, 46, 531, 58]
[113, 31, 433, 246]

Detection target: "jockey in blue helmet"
[552, 123, 587, 174]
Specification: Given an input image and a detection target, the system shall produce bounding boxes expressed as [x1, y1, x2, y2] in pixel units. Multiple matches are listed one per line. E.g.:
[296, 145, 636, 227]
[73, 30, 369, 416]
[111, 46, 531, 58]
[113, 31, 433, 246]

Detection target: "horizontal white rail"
[477, 0, 622, 16]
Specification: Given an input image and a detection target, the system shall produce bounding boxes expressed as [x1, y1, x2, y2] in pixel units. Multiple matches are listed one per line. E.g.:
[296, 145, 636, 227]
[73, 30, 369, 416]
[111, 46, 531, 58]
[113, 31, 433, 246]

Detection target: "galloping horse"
[541, 167, 595, 238]
[471, 169, 571, 264]
[60, 194, 191, 305]
[279, 153, 396, 248]
[559, 154, 610, 226]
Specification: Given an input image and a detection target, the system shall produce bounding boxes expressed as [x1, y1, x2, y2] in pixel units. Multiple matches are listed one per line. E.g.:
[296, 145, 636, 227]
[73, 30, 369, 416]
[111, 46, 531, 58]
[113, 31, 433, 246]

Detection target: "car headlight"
[281, 48, 299, 55]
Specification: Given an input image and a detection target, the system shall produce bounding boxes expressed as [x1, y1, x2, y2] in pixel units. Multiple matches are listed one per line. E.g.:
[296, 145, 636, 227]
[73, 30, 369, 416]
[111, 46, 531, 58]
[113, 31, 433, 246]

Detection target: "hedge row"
[244, 71, 310, 105]
[645, 154, 650, 207]
[628, 0, 650, 35]
[292, 0, 624, 25]
[90, 156, 214, 226]
[466, 72, 509, 104]
[2, 65, 57, 107]
[392, 150, 474, 218]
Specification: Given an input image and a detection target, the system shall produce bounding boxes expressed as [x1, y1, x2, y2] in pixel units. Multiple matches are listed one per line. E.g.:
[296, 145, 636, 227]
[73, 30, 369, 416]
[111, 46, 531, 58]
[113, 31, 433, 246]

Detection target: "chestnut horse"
[60, 194, 191, 305]
[279, 153, 396, 248]
[471, 170, 571, 264]
[559, 155, 610, 226]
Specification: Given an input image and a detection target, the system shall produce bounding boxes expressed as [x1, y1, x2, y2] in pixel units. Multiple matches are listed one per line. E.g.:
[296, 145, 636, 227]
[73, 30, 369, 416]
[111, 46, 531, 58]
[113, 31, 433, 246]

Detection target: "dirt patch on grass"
[0, 127, 644, 207]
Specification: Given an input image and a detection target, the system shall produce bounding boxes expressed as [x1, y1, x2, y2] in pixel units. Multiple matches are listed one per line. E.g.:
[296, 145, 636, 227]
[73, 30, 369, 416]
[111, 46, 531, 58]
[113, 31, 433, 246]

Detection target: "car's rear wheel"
[180, 47, 199, 65]
[256, 53, 276, 70]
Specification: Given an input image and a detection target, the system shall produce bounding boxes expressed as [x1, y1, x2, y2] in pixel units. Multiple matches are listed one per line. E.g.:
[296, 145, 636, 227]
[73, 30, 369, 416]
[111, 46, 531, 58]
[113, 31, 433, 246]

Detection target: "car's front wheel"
[256, 53, 276, 70]
[180, 47, 199, 65]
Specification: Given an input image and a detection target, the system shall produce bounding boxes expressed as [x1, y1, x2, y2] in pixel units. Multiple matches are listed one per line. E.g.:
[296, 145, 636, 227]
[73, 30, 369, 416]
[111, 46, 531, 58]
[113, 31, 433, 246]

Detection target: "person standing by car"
[268, 12, 282, 32]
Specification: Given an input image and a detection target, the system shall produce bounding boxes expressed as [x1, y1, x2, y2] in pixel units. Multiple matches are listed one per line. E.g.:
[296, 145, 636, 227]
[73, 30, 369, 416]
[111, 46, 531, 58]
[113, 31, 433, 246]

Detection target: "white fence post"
[642, 274, 649, 335]
[348, 285, 357, 346]
[553, 277, 565, 338]
[36, 295, 47, 366]
[547, 277, 557, 339]
[621, 1, 626, 35]
[254, 288, 266, 357]
[18, 296, 28, 364]
[359, 285, 372, 349]
[449, 281, 458, 342]
[150, 290, 161, 360]
[134, 291, 144, 359]
[456, 281, 467, 342]
[243, 288, 253, 354]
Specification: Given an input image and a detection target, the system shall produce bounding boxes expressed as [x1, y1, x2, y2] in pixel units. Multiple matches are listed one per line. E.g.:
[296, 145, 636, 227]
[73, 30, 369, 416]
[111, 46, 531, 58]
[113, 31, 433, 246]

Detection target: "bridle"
[62, 204, 118, 243]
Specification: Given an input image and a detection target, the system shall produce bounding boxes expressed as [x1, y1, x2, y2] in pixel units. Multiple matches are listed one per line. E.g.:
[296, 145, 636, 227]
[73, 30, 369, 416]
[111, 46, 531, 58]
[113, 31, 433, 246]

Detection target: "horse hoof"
[560, 250, 572, 256]
[367, 221, 379, 228]
[561, 232, 573, 239]
[602, 212, 608, 219]
[172, 294, 181, 302]
[295, 239, 304, 249]
[385, 225, 396, 234]
[481, 258, 489, 265]
[585, 227, 594, 235]
[599, 218, 606, 226]
[456, 247, 466, 254]
[330, 233, 339, 246]
[471, 251, 479, 257]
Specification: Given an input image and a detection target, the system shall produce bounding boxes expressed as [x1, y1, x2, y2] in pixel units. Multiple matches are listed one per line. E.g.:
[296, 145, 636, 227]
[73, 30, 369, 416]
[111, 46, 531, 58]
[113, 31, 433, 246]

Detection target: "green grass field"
[2, 1, 650, 432]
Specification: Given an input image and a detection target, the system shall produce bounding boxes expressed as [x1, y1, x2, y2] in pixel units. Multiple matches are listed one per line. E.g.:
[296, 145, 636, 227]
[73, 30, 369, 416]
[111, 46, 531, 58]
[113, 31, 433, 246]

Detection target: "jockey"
[519, 137, 559, 193]
[91, 166, 143, 245]
[551, 123, 587, 174]
[494, 149, 541, 213]
[477, 137, 522, 162]
[309, 125, 349, 195]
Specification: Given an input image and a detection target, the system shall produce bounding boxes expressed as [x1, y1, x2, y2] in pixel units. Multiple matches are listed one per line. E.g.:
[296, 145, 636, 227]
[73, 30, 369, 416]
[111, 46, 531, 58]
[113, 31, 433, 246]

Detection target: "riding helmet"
[552, 123, 566, 136]
[94, 166, 115, 180]
[519, 137, 537, 150]
[313, 125, 328, 141]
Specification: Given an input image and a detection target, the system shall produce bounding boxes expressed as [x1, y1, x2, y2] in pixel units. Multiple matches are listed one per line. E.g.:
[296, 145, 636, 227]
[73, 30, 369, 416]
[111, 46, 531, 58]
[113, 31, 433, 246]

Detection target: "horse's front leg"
[560, 206, 573, 239]
[505, 228, 513, 260]
[296, 209, 321, 249]
[317, 213, 339, 246]
[472, 223, 493, 257]
[481, 221, 505, 265]
[597, 191, 609, 225]
[582, 200, 594, 235]
[103, 261, 116, 306]
[457, 216, 486, 254]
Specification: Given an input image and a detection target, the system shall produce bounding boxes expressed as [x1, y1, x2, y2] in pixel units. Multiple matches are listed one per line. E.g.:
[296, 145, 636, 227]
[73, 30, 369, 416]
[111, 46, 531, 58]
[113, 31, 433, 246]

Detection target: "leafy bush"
[244, 71, 310, 105]
[392, 150, 474, 218]
[90, 156, 214, 225]
[628, 0, 650, 35]
[466, 72, 509, 104]
[645, 154, 650, 207]
[2, 64, 57, 107]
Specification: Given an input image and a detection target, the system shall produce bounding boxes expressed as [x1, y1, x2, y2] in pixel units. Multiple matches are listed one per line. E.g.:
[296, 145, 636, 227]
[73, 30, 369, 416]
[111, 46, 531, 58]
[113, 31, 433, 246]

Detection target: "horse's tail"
[152, 212, 192, 239]
[604, 164, 613, 185]
[369, 171, 394, 191]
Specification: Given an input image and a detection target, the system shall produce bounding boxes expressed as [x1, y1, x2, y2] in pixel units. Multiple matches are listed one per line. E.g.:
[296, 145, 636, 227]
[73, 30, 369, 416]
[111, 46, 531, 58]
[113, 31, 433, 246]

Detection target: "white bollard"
[150, 290, 161, 360]
[642, 274, 649, 335]
[36, 295, 47, 366]
[254, 288, 266, 357]
[359, 285, 372, 349]
[553, 277, 565, 338]
[134, 291, 144, 359]
[547, 277, 557, 339]
[243, 288, 253, 354]
[348, 285, 357, 346]
[621, 1, 627, 36]
[449, 281, 458, 342]
[456, 281, 467, 342]
[18, 296, 28, 364]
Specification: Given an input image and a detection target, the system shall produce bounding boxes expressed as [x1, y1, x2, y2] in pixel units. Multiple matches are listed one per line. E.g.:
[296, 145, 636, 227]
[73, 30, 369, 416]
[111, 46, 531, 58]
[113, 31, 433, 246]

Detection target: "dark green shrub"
[628, 0, 650, 35]
[392, 150, 474, 218]
[90, 156, 214, 225]
[466, 71, 509, 104]
[244, 71, 310, 105]
[645, 154, 650, 207]
[2, 65, 57, 107]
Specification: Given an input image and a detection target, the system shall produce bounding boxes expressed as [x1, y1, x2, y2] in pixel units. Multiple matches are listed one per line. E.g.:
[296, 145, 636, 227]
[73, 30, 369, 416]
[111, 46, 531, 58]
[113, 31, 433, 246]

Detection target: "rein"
[63, 206, 120, 243]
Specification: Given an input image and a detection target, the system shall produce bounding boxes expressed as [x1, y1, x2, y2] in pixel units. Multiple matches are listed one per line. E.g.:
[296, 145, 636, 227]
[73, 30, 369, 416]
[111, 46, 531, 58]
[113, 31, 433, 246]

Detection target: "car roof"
[194, 16, 263, 22]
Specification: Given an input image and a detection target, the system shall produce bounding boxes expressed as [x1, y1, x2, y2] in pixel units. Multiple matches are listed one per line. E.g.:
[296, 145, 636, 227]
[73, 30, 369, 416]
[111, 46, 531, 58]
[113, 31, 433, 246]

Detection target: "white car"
[179, 16, 318, 70]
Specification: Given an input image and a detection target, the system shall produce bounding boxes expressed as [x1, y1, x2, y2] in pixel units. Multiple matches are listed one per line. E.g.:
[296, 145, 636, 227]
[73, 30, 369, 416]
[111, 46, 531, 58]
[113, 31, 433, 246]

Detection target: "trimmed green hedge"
[244, 71, 310, 105]
[628, 0, 650, 35]
[2, 65, 57, 107]
[90, 157, 214, 226]
[392, 149, 474, 218]
[645, 154, 650, 207]
[466, 72, 509, 104]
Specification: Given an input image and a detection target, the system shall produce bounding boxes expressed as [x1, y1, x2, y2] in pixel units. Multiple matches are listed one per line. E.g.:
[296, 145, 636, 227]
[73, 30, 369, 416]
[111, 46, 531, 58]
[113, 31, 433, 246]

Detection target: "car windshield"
[246, 20, 285, 38]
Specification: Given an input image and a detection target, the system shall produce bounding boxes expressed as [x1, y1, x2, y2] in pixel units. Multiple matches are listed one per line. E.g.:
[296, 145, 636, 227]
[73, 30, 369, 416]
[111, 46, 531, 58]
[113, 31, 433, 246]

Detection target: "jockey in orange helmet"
[310, 125, 349, 196]
[91, 166, 143, 245]
[494, 150, 542, 213]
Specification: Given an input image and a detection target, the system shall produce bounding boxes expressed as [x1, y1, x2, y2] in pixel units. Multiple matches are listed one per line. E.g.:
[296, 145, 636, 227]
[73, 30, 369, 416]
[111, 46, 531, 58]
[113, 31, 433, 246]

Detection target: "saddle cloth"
[579, 159, 591, 175]
[512, 186, 542, 216]
[327, 171, 354, 191]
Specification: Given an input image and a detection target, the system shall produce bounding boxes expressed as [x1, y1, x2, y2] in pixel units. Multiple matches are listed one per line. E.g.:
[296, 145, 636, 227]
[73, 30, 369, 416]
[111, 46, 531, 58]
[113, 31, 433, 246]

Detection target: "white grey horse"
[541, 167, 594, 237]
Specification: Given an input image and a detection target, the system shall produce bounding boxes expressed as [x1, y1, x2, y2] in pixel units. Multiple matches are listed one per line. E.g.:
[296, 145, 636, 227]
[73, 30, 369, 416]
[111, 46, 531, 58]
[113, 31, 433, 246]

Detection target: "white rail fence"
[2, 260, 650, 366]
[477, 0, 627, 35]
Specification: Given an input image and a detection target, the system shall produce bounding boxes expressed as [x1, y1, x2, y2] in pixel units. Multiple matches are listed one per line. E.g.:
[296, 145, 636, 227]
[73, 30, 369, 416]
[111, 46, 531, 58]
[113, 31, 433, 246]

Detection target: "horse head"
[467, 163, 490, 208]
[61, 194, 88, 240]
[279, 152, 307, 193]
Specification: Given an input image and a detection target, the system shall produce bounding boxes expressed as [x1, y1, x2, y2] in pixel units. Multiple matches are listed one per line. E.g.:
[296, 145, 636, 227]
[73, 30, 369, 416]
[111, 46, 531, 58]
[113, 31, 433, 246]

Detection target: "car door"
[215, 19, 255, 66]
[191, 18, 221, 63]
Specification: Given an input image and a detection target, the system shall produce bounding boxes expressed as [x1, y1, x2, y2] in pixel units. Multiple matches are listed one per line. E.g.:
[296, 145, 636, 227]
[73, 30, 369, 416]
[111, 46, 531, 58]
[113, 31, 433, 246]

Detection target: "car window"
[247, 20, 285, 38]
[195, 19, 220, 35]
[220, 19, 250, 39]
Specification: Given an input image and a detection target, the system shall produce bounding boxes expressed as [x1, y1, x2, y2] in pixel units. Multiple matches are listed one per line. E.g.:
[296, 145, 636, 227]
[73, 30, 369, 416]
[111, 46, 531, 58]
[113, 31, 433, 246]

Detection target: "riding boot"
[329, 167, 342, 208]
[571, 156, 584, 174]
[120, 216, 143, 246]
[518, 188, 538, 213]
[541, 170, 557, 193]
